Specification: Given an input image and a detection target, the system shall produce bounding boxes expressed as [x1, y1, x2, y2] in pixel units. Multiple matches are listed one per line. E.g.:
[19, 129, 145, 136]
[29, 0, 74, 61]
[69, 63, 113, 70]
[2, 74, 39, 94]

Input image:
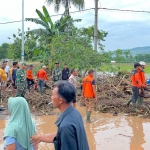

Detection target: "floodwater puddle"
[0, 106, 150, 150]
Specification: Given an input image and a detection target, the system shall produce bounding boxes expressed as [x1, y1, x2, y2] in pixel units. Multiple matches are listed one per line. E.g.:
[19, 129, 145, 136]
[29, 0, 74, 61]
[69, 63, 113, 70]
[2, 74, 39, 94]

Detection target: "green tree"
[46, 0, 85, 15]
[8, 28, 37, 60]
[26, 6, 81, 44]
[79, 26, 108, 50]
[50, 34, 102, 71]
[0, 43, 9, 59]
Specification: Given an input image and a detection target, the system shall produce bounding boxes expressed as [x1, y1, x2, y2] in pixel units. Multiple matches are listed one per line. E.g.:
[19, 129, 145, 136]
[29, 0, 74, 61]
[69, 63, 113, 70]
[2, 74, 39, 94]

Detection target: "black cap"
[134, 63, 141, 68]
[55, 62, 59, 64]
[29, 64, 33, 67]
[3, 60, 7, 63]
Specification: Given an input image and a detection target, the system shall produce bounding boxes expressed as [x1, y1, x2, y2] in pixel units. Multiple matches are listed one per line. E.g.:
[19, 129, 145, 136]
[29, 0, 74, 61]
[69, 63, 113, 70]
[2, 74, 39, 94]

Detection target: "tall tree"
[46, 0, 85, 15]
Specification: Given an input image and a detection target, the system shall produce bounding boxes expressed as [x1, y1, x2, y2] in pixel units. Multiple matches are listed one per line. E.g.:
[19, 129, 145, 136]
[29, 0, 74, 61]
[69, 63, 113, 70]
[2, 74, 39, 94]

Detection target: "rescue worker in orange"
[82, 69, 97, 123]
[138, 61, 147, 106]
[37, 66, 48, 94]
[26, 65, 35, 90]
[129, 63, 144, 112]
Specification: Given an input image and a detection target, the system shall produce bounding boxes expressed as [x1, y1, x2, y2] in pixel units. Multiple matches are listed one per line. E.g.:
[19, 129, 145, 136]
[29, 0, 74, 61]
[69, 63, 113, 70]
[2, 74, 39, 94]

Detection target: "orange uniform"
[131, 70, 142, 88]
[37, 69, 48, 81]
[26, 69, 33, 80]
[82, 75, 95, 98]
[138, 69, 146, 87]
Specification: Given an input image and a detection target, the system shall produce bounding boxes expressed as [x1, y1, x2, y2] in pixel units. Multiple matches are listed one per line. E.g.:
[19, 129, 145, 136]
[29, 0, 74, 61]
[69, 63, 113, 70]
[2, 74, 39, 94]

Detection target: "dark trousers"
[132, 86, 139, 103]
[38, 79, 45, 93]
[27, 78, 34, 90]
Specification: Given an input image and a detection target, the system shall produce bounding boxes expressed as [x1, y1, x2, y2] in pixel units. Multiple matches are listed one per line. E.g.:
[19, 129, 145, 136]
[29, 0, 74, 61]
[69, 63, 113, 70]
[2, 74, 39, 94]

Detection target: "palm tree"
[46, 0, 85, 15]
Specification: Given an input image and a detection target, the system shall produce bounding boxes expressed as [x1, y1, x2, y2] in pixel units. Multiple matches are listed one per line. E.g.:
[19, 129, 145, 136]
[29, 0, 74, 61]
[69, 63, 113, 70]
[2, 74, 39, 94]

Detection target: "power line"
[100, 7, 150, 13]
[0, 7, 150, 25]
[0, 8, 95, 24]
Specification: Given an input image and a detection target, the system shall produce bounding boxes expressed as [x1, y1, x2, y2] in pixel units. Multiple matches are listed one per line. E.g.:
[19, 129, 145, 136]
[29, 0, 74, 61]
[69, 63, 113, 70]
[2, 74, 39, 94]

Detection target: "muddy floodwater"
[0, 106, 150, 150]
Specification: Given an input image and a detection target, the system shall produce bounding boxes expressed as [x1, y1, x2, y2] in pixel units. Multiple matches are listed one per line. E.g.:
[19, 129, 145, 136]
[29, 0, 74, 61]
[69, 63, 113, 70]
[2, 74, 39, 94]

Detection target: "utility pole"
[22, 0, 24, 62]
[94, 0, 98, 81]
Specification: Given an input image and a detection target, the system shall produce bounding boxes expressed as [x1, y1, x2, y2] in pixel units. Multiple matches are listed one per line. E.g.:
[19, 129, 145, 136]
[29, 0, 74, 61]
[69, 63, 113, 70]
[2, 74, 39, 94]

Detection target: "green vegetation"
[0, 4, 150, 75]
[101, 63, 150, 74]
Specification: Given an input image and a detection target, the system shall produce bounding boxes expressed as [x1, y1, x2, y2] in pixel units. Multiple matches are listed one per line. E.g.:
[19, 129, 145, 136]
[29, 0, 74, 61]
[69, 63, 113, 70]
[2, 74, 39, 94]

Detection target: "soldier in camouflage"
[16, 63, 27, 97]
[52, 62, 62, 82]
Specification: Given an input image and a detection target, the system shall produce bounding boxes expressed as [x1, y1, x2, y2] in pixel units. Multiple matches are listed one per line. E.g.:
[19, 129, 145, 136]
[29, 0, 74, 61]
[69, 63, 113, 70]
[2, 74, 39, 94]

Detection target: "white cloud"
[0, 0, 150, 50]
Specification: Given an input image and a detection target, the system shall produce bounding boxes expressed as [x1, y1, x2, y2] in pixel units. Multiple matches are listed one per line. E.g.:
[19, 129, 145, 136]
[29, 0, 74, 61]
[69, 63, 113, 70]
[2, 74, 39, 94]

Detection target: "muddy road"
[0, 106, 150, 150]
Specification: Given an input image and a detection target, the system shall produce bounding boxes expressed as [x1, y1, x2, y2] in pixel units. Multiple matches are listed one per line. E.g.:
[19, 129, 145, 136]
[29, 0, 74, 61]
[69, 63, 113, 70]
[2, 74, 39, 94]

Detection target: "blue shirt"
[4, 136, 34, 150]
[53, 106, 89, 150]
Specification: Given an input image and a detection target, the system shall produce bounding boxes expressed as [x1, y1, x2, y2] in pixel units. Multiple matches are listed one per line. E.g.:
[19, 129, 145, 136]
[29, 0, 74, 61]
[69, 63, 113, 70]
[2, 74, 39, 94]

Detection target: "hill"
[123, 46, 150, 56]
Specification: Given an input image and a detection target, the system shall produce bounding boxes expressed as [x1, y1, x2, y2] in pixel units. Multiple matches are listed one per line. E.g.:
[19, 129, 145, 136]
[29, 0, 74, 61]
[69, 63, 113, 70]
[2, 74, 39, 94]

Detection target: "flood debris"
[1, 71, 150, 118]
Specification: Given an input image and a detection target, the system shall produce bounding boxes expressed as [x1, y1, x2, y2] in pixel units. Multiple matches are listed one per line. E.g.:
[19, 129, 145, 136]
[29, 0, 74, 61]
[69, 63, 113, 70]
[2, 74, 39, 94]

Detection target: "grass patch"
[100, 63, 150, 74]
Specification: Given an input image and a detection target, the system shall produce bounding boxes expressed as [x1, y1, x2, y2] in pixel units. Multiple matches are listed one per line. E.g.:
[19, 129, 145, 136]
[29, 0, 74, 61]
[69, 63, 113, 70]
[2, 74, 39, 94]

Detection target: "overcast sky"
[0, 0, 150, 51]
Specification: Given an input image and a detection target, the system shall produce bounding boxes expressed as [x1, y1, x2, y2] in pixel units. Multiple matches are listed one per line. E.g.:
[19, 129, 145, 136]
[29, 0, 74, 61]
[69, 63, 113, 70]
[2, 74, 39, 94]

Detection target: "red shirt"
[37, 69, 48, 81]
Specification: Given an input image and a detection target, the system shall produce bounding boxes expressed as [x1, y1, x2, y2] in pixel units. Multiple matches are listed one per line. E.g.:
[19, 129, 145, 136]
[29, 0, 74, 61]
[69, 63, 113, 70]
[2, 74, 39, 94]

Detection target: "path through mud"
[0, 105, 150, 150]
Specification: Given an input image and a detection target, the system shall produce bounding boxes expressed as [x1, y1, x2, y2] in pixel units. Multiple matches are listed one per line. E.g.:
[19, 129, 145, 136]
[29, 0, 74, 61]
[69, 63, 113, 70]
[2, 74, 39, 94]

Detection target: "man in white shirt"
[68, 69, 78, 108]
[5, 61, 10, 81]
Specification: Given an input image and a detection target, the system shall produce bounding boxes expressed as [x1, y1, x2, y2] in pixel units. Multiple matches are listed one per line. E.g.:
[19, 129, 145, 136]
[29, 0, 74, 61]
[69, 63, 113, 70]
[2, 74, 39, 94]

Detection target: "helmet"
[139, 61, 146, 66]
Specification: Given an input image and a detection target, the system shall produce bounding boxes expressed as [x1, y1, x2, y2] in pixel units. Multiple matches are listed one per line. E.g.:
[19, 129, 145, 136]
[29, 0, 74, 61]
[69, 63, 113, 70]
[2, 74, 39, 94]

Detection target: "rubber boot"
[132, 103, 139, 112]
[127, 99, 132, 107]
[137, 96, 142, 105]
[86, 111, 89, 122]
[140, 97, 146, 107]
[87, 111, 92, 123]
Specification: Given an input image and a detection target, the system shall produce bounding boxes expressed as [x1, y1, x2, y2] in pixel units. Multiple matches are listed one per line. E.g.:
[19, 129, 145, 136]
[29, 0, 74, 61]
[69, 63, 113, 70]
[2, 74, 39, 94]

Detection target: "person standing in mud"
[138, 61, 147, 106]
[62, 64, 69, 80]
[10, 62, 18, 94]
[0, 61, 7, 93]
[37, 66, 48, 94]
[0, 61, 7, 111]
[16, 62, 27, 97]
[68, 69, 78, 108]
[52, 62, 61, 82]
[30, 81, 89, 150]
[127, 63, 143, 112]
[82, 69, 97, 123]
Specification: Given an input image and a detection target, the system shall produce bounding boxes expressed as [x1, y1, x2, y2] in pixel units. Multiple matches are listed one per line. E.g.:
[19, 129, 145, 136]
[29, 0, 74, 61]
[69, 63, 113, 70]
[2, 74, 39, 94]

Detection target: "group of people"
[127, 61, 147, 111]
[2, 59, 148, 149]
[53, 63, 97, 122]
[2, 64, 98, 150]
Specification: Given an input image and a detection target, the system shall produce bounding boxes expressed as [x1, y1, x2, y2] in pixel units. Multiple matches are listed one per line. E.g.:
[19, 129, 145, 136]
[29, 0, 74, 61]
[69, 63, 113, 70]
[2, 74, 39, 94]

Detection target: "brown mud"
[0, 105, 150, 150]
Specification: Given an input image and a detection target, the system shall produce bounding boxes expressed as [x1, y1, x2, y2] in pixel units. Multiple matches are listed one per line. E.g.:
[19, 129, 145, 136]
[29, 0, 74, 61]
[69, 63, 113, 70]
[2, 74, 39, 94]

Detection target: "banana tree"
[26, 6, 81, 42]
[25, 5, 82, 71]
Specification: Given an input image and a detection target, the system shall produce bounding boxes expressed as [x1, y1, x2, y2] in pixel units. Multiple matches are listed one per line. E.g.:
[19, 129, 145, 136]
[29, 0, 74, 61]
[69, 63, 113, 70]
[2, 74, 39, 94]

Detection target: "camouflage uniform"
[52, 67, 62, 82]
[16, 69, 27, 97]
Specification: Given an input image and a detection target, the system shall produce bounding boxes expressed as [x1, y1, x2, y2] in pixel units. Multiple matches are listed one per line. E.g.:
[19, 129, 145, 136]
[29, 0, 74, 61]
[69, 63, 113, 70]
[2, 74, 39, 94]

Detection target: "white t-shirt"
[69, 74, 77, 88]
[5, 65, 10, 73]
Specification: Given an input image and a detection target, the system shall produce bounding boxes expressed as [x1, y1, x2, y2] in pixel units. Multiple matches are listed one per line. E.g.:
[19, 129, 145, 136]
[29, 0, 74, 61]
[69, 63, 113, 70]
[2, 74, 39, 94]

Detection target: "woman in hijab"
[4, 97, 38, 150]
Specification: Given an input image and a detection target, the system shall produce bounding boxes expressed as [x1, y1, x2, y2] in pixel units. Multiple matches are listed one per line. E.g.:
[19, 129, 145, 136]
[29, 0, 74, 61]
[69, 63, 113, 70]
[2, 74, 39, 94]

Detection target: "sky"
[0, 0, 150, 51]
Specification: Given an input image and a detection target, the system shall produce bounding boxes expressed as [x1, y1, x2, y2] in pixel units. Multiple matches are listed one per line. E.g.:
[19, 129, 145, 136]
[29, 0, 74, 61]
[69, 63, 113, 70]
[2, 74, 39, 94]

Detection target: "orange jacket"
[138, 69, 146, 86]
[82, 75, 95, 98]
[26, 69, 33, 80]
[37, 69, 48, 81]
[131, 70, 142, 88]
